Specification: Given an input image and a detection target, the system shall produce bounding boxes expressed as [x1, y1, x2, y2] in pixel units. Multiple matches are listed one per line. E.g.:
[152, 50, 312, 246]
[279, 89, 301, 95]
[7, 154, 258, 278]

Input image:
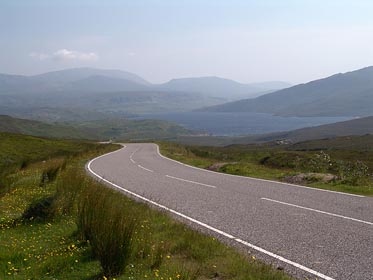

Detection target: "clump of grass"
[40, 166, 60, 187]
[77, 183, 138, 277]
[91, 211, 134, 277]
[0, 175, 12, 198]
[54, 168, 85, 215]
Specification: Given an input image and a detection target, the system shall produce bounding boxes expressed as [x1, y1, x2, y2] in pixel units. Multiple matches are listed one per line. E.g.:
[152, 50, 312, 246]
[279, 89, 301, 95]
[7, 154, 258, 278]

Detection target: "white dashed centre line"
[166, 175, 217, 189]
[261, 197, 373, 226]
[137, 164, 154, 173]
[130, 149, 138, 164]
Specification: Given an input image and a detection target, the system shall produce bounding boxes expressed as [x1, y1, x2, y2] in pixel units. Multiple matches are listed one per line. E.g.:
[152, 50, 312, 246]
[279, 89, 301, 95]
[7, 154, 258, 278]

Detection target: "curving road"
[87, 143, 373, 280]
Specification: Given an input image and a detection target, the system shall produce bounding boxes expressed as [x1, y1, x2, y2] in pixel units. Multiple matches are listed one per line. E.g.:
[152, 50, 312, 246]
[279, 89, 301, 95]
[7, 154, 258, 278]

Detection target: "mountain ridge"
[201, 66, 373, 117]
[0, 67, 290, 120]
[157, 76, 291, 100]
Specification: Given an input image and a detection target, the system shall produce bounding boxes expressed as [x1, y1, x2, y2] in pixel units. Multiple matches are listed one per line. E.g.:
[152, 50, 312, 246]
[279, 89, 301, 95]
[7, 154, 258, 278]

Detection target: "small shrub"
[306, 151, 333, 173]
[259, 152, 302, 169]
[190, 148, 211, 158]
[338, 160, 371, 186]
[39, 163, 63, 187]
[259, 156, 270, 165]
[20, 159, 30, 170]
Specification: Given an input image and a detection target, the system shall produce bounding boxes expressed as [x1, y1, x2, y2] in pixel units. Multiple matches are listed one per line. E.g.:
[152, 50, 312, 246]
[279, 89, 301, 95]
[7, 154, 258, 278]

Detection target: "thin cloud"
[52, 49, 98, 61]
[29, 52, 50, 61]
[29, 49, 99, 62]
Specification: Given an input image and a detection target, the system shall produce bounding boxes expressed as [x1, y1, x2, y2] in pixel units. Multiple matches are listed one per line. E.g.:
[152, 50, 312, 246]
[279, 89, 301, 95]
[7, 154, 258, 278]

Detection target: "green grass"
[0, 132, 100, 172]
[0, 134, 292, 279]
[0, 115, 193, 142]
[0, 132, 107, 197]
[158, 141, 373, 196]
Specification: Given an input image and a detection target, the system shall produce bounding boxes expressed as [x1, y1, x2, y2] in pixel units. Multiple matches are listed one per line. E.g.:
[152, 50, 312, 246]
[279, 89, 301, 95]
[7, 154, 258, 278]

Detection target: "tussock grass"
[51, 160, 137, 277]
[76, 183, 137, 277]
[54, 169, 85, 215]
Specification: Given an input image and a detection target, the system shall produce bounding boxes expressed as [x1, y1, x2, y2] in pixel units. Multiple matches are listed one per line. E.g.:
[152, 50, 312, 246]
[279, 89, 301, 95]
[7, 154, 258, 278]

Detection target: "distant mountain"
[0, 68, 291, 121]
[0, 115, 194, 140]
[0, 67, 150, 94]
[0, 74, 45, 93]
[201, 66, 373, 117]
[158, 76, 290, 100]
[248, 81, 292, 90]
[63, 75, 149, 92]
[0, 68, 289, 99]
[32, 67, 150, 86]
[0, 68, 224, 120]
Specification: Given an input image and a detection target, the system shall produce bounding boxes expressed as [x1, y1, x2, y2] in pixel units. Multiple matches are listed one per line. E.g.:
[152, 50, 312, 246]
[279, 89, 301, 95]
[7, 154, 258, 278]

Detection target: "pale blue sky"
[1, 0, 373, 83]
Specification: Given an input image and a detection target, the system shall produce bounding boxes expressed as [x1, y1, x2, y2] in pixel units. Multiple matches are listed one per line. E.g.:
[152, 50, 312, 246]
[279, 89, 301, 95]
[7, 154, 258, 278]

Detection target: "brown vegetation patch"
[282, 173, 338, 184]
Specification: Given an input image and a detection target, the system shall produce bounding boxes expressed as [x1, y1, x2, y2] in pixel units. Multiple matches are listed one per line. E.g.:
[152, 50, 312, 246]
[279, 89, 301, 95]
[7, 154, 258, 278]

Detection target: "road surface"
[87, 143, 373, 280]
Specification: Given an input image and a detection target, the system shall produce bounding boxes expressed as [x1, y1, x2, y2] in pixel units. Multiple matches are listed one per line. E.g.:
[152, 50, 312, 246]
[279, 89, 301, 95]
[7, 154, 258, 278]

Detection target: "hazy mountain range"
[156, 77, 290, 99]
[0, 68, 289, 121]
[2, 66, 373, 142]
[201, 66, 373, 117]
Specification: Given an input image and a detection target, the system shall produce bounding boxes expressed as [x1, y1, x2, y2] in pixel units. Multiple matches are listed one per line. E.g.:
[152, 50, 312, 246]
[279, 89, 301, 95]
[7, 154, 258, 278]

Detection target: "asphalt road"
[87, 143, 373, 280]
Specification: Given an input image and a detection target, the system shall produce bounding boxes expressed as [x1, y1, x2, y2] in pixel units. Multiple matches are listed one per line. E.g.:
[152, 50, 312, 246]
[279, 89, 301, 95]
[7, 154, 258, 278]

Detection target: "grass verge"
[158, 142, 373, 196]
[0, 134, 292, 279]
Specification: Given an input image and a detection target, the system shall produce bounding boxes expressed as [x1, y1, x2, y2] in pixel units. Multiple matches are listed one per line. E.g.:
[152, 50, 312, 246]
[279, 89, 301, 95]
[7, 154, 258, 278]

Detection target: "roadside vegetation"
[159, 135, 373, 196]
[0, 132, 291, 279]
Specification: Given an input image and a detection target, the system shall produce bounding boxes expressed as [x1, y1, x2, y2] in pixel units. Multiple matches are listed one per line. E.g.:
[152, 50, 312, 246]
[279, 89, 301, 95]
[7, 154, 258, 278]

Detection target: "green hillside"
[176, 116, 373, 146]
[0, 115, 193, 141]
[0, 115, 90, 139]
[202, 66, 373, 117]
[290, 134, 373, 151]
[0, 132, 98, 174]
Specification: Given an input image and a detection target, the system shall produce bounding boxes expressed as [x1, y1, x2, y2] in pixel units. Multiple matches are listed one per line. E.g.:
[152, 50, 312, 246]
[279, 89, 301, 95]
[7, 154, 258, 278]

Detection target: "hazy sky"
[2, 0, 373, 84]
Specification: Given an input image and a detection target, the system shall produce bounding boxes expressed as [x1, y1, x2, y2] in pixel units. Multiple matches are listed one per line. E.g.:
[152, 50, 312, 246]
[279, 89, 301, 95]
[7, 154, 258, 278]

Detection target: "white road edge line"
[261, 197, 373, 226]
[165, 174, 216, 189]
[234, 238, 334, 280]
[155, 144, 364, 198]
[138, 164, 154, 173]
[87, 145, 335, 280]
